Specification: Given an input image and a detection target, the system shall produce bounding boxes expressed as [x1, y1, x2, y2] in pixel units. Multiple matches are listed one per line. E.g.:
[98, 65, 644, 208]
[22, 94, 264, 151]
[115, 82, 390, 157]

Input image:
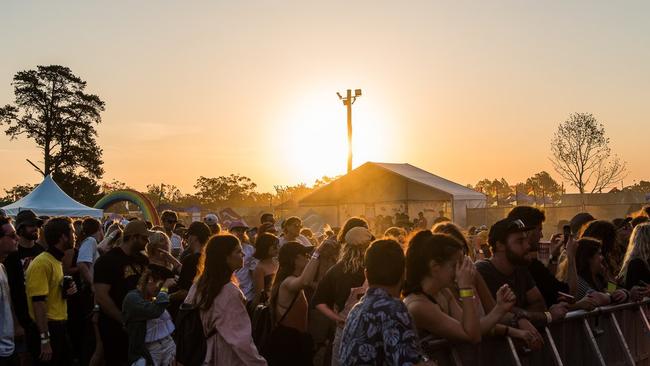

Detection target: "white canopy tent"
[2, 175, 103, 218]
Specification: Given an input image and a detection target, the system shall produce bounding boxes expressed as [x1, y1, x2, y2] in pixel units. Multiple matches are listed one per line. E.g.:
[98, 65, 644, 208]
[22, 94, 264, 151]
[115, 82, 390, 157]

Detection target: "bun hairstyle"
[403, 231, 463, 296]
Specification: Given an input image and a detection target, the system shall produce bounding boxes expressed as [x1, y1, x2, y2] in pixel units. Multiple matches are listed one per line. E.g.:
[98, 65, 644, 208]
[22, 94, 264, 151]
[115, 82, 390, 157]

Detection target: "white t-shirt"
[235, 243, 256, 301]
[0, 264, 15, 357]
[279, 234, 313, 248]
[77, 237, 99, 277]
[170, 233, 183, 251]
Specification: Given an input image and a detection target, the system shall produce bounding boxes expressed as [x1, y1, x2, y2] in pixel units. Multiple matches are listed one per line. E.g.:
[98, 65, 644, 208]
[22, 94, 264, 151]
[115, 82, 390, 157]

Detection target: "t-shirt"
[177, 252, 200, 291]
[77, 237, 99, 277]
[94, 247, 148, 318]
[170, 233, 183, 257]
[624, 258, 650, 290]
[312, 262, 366, 311]
[4, 243, 44, 327]
[25, 250, 67, 321]
[475, 259, 536, 309]
[234, 243, 256, 301]
[527, 258, 569, 307]
[0, 264, 14, 357]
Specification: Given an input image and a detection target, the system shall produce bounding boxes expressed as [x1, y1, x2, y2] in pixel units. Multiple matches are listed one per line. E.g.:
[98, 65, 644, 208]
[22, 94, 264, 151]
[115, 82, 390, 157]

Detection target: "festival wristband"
[459, 288, 475, 298]
[40, 331, 50, 339]
[40, 338, 50, 345]
[160, 287, 169, 293]
[311, 252, 320, 260]
[607, 282, 617, 294]
[545, 311, 552, 324]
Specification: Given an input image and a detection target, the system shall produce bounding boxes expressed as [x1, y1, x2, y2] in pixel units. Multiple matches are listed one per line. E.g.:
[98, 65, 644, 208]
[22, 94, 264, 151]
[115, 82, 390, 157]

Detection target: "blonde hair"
[339, 242, 369, 274]
[147, 230, 171, 256]
[618, 223, 650, 282]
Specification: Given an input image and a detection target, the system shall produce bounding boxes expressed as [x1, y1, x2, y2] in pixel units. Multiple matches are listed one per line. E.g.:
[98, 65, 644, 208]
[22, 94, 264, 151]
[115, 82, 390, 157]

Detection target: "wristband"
[40, 338, 50, 345]
[40, 331, 50, 340]
[545, 311, 553, 324]
[311, 252, 320, 260]
[459, 288, 475, 298]
[160, 287, 169, 293]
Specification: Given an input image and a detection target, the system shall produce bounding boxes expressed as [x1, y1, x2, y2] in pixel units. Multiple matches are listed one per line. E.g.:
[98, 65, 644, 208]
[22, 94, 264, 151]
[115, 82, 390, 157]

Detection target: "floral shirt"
[339, 287, 424, 366]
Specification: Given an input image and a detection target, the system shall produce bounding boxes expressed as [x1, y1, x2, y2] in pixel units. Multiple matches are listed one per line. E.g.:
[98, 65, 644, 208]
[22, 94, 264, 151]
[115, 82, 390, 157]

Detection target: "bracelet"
[311, 252, 320, 260]
[40, 338, 50, 345]
[544, 311, 553, 324]
[40, 331, 50, 340]
[459, 288, 475, 298]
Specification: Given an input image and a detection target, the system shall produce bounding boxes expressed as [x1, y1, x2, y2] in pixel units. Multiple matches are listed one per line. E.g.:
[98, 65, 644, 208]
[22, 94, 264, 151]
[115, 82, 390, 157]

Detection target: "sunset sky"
[1, 1, 649, 195]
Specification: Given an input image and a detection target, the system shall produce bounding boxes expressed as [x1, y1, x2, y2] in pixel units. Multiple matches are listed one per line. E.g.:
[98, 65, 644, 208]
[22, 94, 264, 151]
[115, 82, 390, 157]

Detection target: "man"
[476, 218, 569, 336]
[260, 212, 275, 225]
[0, 217, 20, 366]
[339, 239, 435, 366]
[229, 221, 256, 301]
[160, 211, 183, 258]
[25, 217, 78, 365]
[3, 210, 44, 357]
[279, 216, 312, 247]
[177, 221, 211, 291]
[203, 213, 221, 235]
[507, 206, 580, 307]
[93, 220, 150, 366]
[432, 210, 450, 225]
[417, 211, 428, 230]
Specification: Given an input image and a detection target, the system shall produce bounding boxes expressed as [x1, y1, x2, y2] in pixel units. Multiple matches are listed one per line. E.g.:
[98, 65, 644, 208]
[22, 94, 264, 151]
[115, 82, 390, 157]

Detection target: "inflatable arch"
[94, 189, 161, 225]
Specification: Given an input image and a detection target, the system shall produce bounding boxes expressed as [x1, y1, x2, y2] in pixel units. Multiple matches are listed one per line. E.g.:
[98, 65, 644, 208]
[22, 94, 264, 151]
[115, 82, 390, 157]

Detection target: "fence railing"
[422, 300, 650, 366]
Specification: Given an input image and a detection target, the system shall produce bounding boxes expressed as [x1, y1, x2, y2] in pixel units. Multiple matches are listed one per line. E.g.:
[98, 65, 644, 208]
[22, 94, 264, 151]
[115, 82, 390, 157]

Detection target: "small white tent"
[2, 175, 103, 218]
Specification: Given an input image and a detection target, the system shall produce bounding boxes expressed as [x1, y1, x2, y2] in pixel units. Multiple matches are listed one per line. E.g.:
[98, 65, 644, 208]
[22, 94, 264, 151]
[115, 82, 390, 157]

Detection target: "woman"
[618, 223, 650, 290]
[251, 233, 279, 307]
[575, 237, 628, 305]
[384, 226, 407, 249]
[185, 235, 266, 365]
[403, 231, 535, 346]
[147, 231, 181, 279]
[264, 242, 321, 366]
[97, 222, 123, 255]
[580, 220, 620, 281]
[123, 270, 177, 366]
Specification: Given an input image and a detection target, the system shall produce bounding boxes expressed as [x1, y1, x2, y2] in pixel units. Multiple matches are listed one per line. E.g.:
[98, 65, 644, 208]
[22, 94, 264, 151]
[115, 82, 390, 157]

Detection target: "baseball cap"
[228, 220, 249, 231]
[344, 226, 374, 246]
[488, 218, 533, 247]
[123, 220, 155, 238]
[16, 210, 44, 230]
[279, 241, 314, 262]
[204, 214, 219, 225]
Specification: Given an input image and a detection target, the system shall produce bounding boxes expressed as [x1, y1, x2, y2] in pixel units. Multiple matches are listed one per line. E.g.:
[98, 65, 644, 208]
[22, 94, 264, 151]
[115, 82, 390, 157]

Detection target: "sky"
[1, 1, 649, 195]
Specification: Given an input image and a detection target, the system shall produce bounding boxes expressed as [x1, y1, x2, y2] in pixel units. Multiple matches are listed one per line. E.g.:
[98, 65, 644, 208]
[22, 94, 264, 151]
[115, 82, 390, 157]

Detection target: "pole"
[346, 89, 353, 174]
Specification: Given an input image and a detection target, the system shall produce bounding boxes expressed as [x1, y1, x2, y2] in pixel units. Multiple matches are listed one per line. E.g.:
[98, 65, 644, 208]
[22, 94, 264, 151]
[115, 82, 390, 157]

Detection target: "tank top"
[277, 290, 308, 333]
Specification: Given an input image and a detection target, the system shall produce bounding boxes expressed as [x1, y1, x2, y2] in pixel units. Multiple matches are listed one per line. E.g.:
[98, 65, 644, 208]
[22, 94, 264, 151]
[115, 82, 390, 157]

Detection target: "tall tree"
[524, 171, 564, 202]
[0, 183, 37, 204]
[0, 65, 105, 181]
[550, 113, 627, 193]
[194, 174, 258, 207]
[146, 183, 183, 205]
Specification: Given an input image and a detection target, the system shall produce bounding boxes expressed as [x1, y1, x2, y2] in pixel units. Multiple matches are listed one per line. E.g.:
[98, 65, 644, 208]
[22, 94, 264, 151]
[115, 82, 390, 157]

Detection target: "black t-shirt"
[312, 262, 365, 311]
[94, 247, 148, 314]
[624, 258, 650, 290]
[4, 243, 45, 327]
[527, 258, 569, 307]
[177, 253, 200, 291]
[475, 259, 536, 309]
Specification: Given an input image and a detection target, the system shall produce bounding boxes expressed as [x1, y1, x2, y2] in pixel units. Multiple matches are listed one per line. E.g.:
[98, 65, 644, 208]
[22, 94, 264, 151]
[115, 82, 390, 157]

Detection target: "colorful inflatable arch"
[94, 190, 161, 225]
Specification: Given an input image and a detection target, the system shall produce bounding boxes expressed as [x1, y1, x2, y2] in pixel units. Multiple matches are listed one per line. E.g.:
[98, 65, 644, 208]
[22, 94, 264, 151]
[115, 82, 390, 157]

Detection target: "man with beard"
[94, 220, 150, 366]
[25, 217, 78, 365]
[476, 218, 569, 329]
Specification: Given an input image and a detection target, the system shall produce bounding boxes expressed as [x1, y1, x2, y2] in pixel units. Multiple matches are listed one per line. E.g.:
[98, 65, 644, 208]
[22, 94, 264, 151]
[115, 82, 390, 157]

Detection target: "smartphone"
[563, 225, 571, 245]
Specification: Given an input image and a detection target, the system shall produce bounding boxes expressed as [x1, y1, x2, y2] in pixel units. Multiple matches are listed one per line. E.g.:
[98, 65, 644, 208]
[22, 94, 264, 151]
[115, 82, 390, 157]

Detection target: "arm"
[479, 285, 515, 335]
[523, 287, 568, 326]
[94, 283, 123, 324]
[78, 262, 93, 288]
[122, 291, 170, 322]
[408, 297, 481, 344]
[62, 249, 78, 275]
[316, 303, 345, 324]
[475, 273, 496, 313]
[282, 251, 320, 293]
[565, 237, 578, 296]
[32, 300, 52, 361]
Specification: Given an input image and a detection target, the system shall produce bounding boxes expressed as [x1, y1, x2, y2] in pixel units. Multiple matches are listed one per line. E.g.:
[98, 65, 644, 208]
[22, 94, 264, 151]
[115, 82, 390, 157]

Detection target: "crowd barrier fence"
[422, 300, 650, 366]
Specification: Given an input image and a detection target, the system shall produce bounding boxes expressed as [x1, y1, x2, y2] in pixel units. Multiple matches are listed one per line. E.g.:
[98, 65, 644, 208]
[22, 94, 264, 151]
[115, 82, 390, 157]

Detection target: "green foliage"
[1, 183, 37, 204]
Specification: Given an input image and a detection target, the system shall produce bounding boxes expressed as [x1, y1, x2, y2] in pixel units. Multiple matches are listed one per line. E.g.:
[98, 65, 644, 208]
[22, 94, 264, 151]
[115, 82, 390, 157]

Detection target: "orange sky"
[1, 1, 649, 195]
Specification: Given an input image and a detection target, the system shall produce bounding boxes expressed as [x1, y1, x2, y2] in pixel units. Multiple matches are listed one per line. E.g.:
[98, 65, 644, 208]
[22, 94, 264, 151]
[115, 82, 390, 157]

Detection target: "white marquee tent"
[2, 175, 103, 218]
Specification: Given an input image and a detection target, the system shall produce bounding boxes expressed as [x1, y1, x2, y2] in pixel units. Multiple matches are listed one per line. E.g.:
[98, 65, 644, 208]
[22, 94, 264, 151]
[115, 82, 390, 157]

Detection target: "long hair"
[575, 237, 605, 290]
[432, 221, 471, 259]
[336, 217, 368, 244]
[580, 220, 619, 274]
[194, 234, 240, 310]
[339, 241, 370, 274]
[254, 233, 279, 260]
[618, 223, 650, 282]
[269, 242, 303, 321]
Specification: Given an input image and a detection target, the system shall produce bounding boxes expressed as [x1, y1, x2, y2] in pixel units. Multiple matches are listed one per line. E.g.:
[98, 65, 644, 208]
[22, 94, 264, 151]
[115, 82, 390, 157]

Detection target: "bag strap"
[276, 291, 301, 326]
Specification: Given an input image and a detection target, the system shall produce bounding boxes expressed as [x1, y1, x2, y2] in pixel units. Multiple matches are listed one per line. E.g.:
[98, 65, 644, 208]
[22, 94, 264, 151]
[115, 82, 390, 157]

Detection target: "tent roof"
[2, 175, 103, 218]
[299, 162, 485, 206]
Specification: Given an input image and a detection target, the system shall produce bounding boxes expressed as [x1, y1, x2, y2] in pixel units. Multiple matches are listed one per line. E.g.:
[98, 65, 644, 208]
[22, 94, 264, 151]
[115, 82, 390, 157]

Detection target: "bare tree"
[550, 113, 627, 194]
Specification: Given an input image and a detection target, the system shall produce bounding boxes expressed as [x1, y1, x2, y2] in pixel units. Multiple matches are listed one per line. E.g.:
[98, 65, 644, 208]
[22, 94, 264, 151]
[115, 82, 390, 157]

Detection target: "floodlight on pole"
[337, 89, 362, 174]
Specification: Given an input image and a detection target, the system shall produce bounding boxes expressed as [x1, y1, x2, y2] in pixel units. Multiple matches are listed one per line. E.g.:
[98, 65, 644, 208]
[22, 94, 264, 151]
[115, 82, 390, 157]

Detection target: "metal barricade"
[422, 300, 650, 366]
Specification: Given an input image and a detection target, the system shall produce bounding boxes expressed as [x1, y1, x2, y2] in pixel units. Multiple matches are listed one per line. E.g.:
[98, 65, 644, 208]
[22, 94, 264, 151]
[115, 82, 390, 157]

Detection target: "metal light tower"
[337, 89, 362, 173]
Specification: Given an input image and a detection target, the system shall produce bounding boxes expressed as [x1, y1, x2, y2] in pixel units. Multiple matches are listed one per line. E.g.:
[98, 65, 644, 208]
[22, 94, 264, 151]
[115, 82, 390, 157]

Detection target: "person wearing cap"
[203, 213, 221, 235]
[93, 220, 150, 366]
[25, 217, 78, 365]
[160, 211, 183, 259]
[279, 217, 312, 248]
[313, 226, 373, 366]
[475, 218, 569, 349]
[0, 216, 20, 365]
[177, 221, 212, 292]
[3, 210, 45, 360]
[229, 221, 256, 302]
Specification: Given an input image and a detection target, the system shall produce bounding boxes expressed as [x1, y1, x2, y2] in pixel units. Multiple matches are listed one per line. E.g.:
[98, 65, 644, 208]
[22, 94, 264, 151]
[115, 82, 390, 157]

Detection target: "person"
[383, 226, 407, 249]
[97, 222, 123, 255]
[203, 214, 221, 235]
[312, 226, 372, 366]
[177, 221, 212, 292]
[146, 231, 181, 280]
[418, 211, 428, 230]
[433, 210, 450, 225]
[160, 211, 183, 258]
[614, 218, 633, 260]
[619, 223, 650, 290]
[475, 218, 569, 348]
[278, 217, 312, 248]
[229, 221, 256, 302]
[569, 212, 595, 236]
[25, 217, 78, 365]
[264, 242, 322, 365]
[251, 233, 279, 308]
[94, 220, 150, 366]
[507, 207, 578, 307]
[260, 213, 275, 226]
[122, 269, 177, 366]
[77, 218, 103, 290]
[184, 235, 267, 365]
[0, 217, 20, 366]
[573, 237, 629, 306]
[632, 216, 650, 229]
[339, 239, 435, 366]
[579, 220, 621, 281]
[300, 228, 318, 246]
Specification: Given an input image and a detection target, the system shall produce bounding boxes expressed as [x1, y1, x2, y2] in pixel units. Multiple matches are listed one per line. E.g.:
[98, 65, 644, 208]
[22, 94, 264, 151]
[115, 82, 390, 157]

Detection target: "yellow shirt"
[26, 251, 67, 321]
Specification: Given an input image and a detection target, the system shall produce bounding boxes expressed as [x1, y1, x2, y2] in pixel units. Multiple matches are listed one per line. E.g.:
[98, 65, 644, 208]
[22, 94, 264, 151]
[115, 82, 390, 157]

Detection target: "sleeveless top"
[277, 290, 309, 334]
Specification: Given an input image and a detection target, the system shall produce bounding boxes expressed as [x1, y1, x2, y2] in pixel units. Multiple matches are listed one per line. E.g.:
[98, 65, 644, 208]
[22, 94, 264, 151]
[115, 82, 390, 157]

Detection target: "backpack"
[175, 302, 217, 366]
[250, 301, 273, 349]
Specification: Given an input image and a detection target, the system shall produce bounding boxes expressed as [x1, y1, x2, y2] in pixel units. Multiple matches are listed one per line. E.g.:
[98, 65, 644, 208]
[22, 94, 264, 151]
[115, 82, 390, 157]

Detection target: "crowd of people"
[1, 204, 650, 366]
